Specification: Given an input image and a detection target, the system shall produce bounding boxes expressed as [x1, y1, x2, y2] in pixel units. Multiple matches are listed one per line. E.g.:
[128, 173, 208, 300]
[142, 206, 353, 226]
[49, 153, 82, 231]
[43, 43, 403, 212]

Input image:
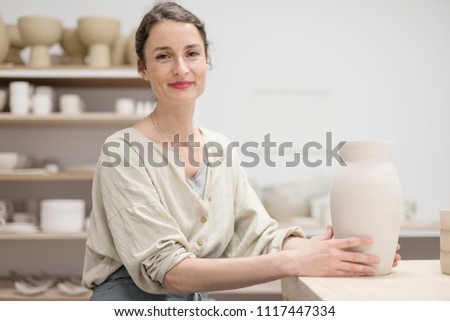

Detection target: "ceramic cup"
[0, 199, 14, 228]
[32, 93, 53, 114]
[115, 98, 135, 114]
[12, 212, 36, 224]
[59, 94, 84, 114]
[0, 89, 6, 112]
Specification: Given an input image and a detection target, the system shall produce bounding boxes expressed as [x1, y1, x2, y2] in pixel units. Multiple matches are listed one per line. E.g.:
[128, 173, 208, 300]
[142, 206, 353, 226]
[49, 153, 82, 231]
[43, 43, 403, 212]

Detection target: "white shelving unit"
[0, 66, 148, 300]
[0, 66, 146, 87]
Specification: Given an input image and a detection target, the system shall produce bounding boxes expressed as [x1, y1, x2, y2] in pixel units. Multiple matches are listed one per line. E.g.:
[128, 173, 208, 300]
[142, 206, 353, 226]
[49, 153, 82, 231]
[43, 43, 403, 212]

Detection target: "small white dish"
[57, 280, 89, 296]
[1, 222, 39, 233]
[14, 277, 56, 296]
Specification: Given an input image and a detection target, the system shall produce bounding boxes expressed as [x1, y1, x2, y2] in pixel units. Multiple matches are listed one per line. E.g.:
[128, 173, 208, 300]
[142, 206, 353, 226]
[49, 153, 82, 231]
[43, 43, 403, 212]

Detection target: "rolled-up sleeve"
[98, 139, 195, 293]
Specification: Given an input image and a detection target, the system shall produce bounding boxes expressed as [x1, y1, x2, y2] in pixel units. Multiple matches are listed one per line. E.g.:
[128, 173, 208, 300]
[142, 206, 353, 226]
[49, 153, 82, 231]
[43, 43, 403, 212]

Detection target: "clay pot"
[440, 210, 450, 275]
[126, 27, 137, 66]
[111, 33, 127, 65]
[330, 141, 402, 275]
[17, 15, 63, 67]
[77, 16, 120, 67]
[60, 28, 87, 65]
[5, 24, 25, 65]
[0, 14, 10, 63]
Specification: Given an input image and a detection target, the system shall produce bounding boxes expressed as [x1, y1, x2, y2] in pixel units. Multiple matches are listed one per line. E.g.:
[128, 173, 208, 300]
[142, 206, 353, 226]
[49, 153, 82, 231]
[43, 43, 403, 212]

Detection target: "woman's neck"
[150, 102, 197, 142]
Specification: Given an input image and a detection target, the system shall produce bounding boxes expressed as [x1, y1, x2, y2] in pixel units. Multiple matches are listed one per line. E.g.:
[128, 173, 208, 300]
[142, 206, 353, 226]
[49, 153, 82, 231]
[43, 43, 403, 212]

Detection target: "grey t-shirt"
[185, 161, 208, 198]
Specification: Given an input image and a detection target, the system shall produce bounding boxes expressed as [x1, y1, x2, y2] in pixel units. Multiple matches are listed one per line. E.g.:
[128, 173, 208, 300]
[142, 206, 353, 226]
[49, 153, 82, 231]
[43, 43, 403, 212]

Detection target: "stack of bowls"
[40, 199, 85, 232]
[32, 86, 54, 114]
[441, 210, 450, 275]
[9, 81, 32, 114]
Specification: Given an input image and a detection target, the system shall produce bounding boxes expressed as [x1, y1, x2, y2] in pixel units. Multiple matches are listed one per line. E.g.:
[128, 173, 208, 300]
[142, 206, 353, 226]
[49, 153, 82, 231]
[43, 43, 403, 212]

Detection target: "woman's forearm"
[163, 231, 380, 294]
[163, 250, 295, 294]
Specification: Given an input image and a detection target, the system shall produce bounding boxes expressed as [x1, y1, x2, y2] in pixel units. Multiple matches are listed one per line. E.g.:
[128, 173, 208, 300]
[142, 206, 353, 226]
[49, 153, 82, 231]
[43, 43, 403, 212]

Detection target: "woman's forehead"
[146, 20, 203, 49]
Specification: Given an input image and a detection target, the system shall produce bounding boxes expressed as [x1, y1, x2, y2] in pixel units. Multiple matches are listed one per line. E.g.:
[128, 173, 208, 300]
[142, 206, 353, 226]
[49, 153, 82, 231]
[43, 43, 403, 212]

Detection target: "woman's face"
[141, 20, 207, 105]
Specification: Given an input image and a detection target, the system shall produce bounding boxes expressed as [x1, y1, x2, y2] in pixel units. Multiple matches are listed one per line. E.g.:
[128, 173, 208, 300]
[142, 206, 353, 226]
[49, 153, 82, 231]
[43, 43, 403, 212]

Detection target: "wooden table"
[282, 260, 450, 300]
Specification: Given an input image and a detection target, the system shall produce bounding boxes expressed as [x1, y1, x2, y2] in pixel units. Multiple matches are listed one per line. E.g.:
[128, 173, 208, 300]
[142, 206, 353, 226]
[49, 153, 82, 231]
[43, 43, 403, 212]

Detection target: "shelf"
[0, 65, 147, 87]
[0, 278, 91, 301]
[0, 171, 94, 181]
[0, 232, 87, 241]
[0, 112, 142, 126]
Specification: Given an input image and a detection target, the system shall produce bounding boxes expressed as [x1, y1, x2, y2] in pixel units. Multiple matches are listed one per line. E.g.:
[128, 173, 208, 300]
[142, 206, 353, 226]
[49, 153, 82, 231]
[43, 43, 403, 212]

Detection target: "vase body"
[330, 141, 402, 275]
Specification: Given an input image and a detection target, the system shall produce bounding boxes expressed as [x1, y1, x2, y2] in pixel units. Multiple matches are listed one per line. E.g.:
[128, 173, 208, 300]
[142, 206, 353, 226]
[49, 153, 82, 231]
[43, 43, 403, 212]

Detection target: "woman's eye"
[155, 53, 170, 60]
[187, 51, 200, 58]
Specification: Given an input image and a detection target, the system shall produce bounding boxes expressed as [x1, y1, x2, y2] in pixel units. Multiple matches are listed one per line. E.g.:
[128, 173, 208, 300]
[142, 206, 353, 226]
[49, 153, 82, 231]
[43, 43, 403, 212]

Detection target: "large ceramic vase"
[330, 141, 402, 275]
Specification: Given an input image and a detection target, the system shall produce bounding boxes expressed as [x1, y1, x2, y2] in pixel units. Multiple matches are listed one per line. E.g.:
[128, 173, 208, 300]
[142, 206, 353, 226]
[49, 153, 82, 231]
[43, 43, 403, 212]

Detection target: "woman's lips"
[169, 81, 193, 89]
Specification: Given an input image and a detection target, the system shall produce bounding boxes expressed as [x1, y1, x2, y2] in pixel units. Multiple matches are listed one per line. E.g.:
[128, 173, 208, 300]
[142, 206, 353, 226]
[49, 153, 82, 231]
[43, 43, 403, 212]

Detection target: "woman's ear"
[139, 69, 151, 83]
[137, 59, 149, 81]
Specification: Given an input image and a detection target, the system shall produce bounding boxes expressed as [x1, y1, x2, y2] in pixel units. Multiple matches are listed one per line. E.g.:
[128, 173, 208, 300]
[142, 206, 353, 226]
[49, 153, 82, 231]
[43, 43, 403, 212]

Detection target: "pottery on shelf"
[60, 28, 87, 65]
[330, 140, 402, 275]
[77, 16, 120, 68]
[440, 210, 450, 275]
[111, 33, 127, 65]
[0, 14, 10, 63]
[126, 27, 137, 66]
[5, 24, 25, 64]
[17, 15, 63, 67]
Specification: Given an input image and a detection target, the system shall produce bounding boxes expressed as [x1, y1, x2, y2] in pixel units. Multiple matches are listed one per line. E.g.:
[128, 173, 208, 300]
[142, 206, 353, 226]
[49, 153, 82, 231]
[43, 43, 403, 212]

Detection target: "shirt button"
[200, 216, 207, 223]
[208, 196, 212, 202]
[197, 239, 204, 246]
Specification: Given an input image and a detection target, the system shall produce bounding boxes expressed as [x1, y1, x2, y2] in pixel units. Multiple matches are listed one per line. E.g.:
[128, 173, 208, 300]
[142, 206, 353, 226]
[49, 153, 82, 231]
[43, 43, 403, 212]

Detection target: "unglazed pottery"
[441, 251, 450, 275]
[440, 210, 450, 230]
[126, 27, 137, 66]
[111, 33, 127, 65]
[441, 230, 450, 252]
[17, 16, 63, 67]
[60, 28, 87, 65]
[0, 14, 10, 62]
[77, 16, 120, 67]
[5, 24, 25, 64]
[330, 141, 402, 275]
[440, 210, 450, 274]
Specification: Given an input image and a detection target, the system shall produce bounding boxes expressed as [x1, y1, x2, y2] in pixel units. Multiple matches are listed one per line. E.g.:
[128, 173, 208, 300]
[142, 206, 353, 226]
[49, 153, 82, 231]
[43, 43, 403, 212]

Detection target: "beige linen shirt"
[82, 127, 305, 294]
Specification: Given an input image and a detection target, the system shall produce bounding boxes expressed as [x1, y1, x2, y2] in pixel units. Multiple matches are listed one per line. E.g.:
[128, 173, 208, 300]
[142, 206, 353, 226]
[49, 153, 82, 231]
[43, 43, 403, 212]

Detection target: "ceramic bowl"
[0, 153, 29, 170]
[40, 199, 85, 232]
[6, 24, 24, 48]
[77, 16, 120, 47]
[60, 28, 86, 64]
[17, 16, 63, 46]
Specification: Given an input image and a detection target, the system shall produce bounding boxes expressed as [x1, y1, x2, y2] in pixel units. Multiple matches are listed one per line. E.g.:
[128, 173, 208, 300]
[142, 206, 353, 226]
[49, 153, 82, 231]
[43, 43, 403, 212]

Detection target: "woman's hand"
[315, 226, 402, 268]
[283, 226, 401, 276]
[393, 244, 401, 267]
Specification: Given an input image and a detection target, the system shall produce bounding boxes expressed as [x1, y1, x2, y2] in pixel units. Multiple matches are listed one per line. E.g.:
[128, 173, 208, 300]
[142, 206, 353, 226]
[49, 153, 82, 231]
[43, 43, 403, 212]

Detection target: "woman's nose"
[172, 57, 189, 76]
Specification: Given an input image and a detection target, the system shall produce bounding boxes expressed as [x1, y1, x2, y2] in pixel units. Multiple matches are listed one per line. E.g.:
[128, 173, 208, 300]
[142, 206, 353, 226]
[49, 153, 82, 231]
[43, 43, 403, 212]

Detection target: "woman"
[82, 2, 399, 301]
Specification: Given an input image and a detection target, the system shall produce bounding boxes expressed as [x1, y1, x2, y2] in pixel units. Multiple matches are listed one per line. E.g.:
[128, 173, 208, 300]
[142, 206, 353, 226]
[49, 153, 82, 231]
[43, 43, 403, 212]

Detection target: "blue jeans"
[90, 266, 211, 301]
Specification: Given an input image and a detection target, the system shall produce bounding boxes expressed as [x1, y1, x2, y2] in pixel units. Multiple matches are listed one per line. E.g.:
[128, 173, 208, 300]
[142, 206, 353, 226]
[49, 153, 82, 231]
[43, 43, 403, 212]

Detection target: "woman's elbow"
[163, 269, 188, 294]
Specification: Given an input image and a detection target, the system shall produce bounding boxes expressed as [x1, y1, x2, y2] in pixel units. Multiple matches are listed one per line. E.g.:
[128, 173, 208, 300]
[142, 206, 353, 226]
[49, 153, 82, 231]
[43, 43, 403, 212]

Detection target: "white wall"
[1, 0, 449, 221]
